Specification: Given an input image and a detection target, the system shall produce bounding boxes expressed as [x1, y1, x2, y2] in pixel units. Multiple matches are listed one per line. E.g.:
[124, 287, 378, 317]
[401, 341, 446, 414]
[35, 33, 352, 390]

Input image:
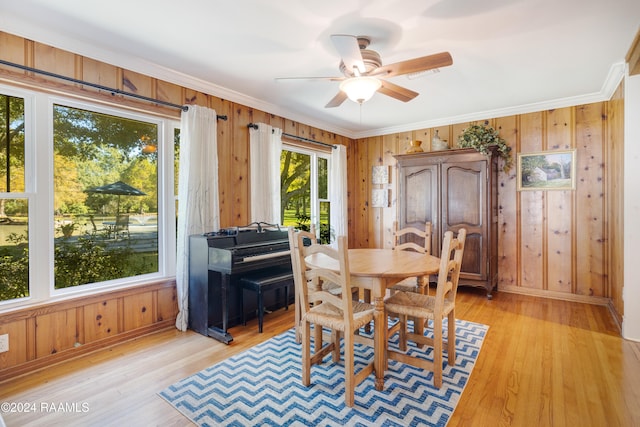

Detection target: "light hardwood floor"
[1, 288, 639, 427]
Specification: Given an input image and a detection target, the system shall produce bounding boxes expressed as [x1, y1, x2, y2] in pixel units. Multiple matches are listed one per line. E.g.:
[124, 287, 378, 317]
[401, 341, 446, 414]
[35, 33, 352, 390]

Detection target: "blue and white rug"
[159, 319, 488, 426]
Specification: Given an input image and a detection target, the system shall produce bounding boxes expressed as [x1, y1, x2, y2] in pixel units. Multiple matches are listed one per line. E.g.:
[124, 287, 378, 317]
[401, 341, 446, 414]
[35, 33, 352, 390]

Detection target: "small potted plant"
[457, 121, 513, 172]
[57, 221, 78, 238]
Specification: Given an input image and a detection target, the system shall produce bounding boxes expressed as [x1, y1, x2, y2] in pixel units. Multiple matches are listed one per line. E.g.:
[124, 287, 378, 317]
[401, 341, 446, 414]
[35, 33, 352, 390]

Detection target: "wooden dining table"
[305, 248, 440, 391]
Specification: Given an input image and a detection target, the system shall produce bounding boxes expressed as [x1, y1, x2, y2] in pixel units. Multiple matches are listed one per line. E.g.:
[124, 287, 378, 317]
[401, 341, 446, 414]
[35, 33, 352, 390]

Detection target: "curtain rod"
[0, 59, 228, 121]
[247, 123, 336, 149]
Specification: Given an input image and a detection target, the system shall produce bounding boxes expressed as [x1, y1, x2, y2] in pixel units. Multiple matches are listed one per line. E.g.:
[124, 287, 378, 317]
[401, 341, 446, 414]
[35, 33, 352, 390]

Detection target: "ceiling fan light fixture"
[339, 76, 382, 104]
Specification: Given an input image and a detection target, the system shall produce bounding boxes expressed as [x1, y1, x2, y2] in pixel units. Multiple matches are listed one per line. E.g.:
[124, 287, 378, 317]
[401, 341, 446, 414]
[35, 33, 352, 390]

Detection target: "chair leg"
[447, 311, 456, 365]
[344, 333, 355, 408]
[331, 330, 341, 362]
[302, 321, 311, 386]
[399, 314, 408, 351]
[433, 316, 443, 388]
[313, 321, 323, 354]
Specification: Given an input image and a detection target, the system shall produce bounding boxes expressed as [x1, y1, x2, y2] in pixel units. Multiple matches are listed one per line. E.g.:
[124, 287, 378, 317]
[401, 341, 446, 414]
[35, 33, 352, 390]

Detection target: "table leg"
[373, 292, 385, 391]
[413, 276, 427, 338]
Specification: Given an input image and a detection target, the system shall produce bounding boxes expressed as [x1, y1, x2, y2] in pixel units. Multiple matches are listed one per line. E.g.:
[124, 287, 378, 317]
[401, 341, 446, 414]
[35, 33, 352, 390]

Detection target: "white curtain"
[249, 123, 282, 224]
[175, 105, 220, 331]
[330, 144, 348, 241]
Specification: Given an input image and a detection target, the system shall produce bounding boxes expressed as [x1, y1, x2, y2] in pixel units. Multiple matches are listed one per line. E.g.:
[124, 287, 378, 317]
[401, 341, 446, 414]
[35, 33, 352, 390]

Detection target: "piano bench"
[240, 270, 294, 333]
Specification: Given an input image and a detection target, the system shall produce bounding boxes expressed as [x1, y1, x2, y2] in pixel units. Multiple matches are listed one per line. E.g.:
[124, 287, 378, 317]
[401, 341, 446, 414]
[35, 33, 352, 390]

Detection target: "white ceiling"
[1, 0, 639, 139]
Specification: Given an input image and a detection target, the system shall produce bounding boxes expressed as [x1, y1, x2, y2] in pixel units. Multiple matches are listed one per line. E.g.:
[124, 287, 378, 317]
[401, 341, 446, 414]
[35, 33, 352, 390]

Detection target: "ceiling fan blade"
[378, 80, 419, 102]
[330, 34, 365, 75]
[275, 76, 344, 82]
[325, 91, 349, 108]
[373, 51, 453, 78]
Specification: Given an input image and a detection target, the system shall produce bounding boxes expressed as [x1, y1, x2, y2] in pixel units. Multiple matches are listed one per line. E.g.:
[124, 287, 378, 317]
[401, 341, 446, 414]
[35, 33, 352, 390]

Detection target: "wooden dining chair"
[389, 221, 432, 294]
[288, 227, 375, 408]
[360, 221, 432, 336]
[113, 214, 130, 239]
[292, 226, 358, 343]
[384, 228, 466, 388]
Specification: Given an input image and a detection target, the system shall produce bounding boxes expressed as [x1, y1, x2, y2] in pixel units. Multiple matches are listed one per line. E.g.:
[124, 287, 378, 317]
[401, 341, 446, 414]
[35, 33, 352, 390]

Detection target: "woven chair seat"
[385, 291, 454, 319]
[304, 301, 374, 332]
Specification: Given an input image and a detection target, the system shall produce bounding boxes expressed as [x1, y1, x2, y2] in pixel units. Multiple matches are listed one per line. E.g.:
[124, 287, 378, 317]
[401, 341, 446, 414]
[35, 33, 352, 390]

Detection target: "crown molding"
[353, 61, 626, 139]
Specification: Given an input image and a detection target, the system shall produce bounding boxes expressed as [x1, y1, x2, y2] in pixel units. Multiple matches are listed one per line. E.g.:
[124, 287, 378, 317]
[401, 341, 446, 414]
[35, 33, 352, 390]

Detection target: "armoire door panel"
[402, 164, 440, 252]
[459, 232, 484, 279]
[442, 161, 485, 227]
[443, 164, 483, 227]
[403, 165, 437, 225]
[442, 160, 488, 281]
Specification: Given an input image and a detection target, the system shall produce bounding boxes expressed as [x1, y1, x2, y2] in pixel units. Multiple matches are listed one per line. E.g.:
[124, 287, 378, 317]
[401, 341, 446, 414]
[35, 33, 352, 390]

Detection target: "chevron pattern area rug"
[159, 319, 488, 426]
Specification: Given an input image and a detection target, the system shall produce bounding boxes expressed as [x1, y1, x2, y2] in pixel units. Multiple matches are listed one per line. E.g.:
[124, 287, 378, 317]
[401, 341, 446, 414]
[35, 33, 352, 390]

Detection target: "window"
[280, 145, 330, 243]
[53, 103, 160, 289]
[0, 84, 177, 307]
[0, 93, 28, 302]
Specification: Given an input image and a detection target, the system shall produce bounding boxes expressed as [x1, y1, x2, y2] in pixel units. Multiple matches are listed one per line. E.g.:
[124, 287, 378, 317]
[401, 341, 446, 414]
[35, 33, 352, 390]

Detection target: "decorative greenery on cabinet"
[457, 121, 513, 172]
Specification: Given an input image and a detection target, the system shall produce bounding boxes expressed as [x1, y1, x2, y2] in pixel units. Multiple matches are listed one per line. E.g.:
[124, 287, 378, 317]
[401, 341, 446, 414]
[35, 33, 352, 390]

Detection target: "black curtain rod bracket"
[247, 123, 335, 149]
[0, 59, 227, 120]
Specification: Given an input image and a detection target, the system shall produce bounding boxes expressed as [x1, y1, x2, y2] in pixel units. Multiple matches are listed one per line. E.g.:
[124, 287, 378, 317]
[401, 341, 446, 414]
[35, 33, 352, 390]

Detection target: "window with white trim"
[0, 91, 28, 302]
[0, 84, 178, 307]
[280, 144, 331, 243]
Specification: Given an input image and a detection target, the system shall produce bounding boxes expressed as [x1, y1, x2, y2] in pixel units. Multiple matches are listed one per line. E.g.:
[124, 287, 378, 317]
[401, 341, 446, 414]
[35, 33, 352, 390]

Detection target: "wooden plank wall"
[607, 82, 625, 325]
[349, 98, 624, 318]
[0, 281, 177, 381]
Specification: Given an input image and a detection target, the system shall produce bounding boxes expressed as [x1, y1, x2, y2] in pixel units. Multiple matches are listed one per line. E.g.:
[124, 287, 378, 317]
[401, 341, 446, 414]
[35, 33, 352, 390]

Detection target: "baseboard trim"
[498, 285, 611, 306]
[607, 298, 623, 334]
[0, 319, 176, 383]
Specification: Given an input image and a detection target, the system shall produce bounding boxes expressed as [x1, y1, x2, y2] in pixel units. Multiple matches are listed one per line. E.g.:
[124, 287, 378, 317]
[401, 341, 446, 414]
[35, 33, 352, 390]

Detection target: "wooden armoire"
[394, 147, 498, 298]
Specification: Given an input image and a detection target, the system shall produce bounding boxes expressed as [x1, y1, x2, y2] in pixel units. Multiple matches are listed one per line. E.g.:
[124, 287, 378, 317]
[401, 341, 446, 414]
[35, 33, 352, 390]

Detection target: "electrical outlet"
[0, 334, 8, 353]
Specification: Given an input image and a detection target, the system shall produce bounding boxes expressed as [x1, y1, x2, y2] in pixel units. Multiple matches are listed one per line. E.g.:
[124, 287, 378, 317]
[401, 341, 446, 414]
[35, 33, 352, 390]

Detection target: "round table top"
[306, 248, 440, 278]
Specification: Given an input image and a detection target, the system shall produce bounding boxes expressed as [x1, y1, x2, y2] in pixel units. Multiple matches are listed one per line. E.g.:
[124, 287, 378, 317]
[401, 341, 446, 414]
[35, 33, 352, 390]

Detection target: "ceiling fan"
[278, 34, 453, 108]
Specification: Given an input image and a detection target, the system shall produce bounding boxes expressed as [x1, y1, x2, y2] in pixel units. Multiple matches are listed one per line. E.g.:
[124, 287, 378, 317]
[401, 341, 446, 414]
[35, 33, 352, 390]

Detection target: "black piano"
[188, 222, 291, 344]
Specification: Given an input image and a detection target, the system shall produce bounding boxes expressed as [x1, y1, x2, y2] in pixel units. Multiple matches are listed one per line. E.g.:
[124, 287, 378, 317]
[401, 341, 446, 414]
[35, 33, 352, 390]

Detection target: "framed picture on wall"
[371, 189, 389, 208]
[517, 149, 576, 191]
[372, 165, 389, 184]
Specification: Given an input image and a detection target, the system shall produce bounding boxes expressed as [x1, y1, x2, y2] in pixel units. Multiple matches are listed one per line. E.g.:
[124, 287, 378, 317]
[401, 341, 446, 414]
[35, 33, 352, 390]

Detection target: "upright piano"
[188, 223, 291, 343]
